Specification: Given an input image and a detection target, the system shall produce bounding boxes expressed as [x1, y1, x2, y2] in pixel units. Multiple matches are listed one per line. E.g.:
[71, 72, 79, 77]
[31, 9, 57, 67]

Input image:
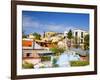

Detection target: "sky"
[22, 11, 89, 35]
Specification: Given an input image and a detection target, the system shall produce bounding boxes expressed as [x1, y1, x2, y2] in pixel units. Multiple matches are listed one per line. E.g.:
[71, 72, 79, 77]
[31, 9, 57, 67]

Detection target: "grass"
[70, 61, 89, 66]
[41, 56, 51, 61]
[22, 62, 34, 69]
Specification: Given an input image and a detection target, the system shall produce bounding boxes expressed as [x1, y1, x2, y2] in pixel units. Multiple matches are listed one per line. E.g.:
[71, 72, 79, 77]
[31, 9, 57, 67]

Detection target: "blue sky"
[22, 11, 89, 35]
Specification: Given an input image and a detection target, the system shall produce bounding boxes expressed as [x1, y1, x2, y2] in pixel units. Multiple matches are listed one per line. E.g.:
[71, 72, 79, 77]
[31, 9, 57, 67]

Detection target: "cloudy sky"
[22, 11, 89, 35]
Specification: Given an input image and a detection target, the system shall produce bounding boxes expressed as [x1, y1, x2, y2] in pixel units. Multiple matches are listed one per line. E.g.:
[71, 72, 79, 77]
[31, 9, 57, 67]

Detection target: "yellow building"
[44, 31, 57, 38]
[28, 33, 35, 39]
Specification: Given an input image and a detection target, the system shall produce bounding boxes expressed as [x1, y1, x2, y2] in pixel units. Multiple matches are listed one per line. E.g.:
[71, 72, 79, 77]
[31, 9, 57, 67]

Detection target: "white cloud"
[47, 25, 64, 31]
[65, 26, 77, 31]
[22, 15, 80, 33]
[22, 15, 40, 28]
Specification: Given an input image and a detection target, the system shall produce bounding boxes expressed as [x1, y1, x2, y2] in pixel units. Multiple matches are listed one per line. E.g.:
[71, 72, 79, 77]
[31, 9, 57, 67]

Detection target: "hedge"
[70, 61, 89, 66]
[41, 56, 51, 61]
[22, 62, 34, 69]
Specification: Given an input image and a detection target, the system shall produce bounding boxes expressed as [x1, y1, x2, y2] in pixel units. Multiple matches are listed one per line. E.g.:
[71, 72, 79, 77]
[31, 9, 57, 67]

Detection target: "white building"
[64, 31, 68, 36]
[64, 29, 89, 49]
[73, 29, 88, 45]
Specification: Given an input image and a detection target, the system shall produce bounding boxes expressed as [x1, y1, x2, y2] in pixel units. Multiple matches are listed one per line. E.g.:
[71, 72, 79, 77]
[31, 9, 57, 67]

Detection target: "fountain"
[56, 50, 80, 67]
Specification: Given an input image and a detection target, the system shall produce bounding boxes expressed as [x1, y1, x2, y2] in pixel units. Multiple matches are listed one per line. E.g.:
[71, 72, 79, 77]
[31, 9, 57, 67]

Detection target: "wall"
[0, 0, 100, 80]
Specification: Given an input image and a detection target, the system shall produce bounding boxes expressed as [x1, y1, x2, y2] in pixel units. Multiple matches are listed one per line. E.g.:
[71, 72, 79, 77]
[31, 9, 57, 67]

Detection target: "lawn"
[70, 61, 89, 66]
[22, 62, 34, 69]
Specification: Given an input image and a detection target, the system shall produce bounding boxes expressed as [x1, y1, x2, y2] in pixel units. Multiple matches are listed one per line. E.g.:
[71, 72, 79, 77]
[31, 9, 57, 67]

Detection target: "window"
[81, 32, 83, 38]
[26, 53, 31, 57]
[75, 32, 78, 36]
[81, 39, 83, 43]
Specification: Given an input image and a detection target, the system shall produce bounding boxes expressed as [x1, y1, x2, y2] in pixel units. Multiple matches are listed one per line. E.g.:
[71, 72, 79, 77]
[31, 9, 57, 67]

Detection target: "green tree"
[67, 29, 73, 39]
[22, 30, 27, 38]
[22, 35, 27, 38]
[67, 29, 73, 49]
[32, 32, 41, 40]
[84, 34, 89, 50]
[50, 47, 65, 56]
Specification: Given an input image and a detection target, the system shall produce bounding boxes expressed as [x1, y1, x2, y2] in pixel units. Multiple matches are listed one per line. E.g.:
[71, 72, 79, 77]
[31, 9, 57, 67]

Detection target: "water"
[56, 51, 80, 67]
[56, 53, 70, 67]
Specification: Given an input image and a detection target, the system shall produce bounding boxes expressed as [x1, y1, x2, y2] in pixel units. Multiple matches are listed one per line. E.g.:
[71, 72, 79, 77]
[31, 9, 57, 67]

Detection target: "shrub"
[52, 58, 57, 64]
[50, 47, 66, 56]
[40, 66, 45, 68]
[52, 57, 59, 67]
[41, 56, 51, 61]
[70, 61, 89, 66]
[53, 64, 59, 67]
[75, 53, 79, 55]
[22, 62, 34, 69]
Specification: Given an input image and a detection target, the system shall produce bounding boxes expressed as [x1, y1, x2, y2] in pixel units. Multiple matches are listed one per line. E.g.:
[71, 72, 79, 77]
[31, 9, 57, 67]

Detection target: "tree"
[32, 32, 41, 40]
[67, 29, 73, 39]
[84, 34, 89, 50]
[22, 30, 27, 38]
[67, 29, 73, 49]
[22, 35, 27, 38]
[50, 47, 65, 56]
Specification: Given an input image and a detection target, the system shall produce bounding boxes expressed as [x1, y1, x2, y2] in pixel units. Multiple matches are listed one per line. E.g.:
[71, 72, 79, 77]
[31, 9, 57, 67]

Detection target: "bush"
[50, 47, 66, 56]
[22, 62, 34, 69]
[52, 57, 59, 67]
[53, 64, 59, 67]
[41, 56, 51, 61]
[70, 61, 89, 66]
[52, 58, 57, 64]
[75, 53, 79, 55]
[40, 66, 45, 68]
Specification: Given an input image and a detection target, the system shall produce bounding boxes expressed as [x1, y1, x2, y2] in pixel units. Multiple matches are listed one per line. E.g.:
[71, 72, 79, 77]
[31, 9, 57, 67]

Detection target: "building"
[28, 33, 35, 39]
[22, 38, 34, 49]
[44, 31, 57, 38]
[64, 29, 89, 49]
[73, 29, 88, 49]
[64, 31, 68, 36]
[73, 29, 88, 43]
[22, 38, 54, 65]
[51, 36, 61, 42]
